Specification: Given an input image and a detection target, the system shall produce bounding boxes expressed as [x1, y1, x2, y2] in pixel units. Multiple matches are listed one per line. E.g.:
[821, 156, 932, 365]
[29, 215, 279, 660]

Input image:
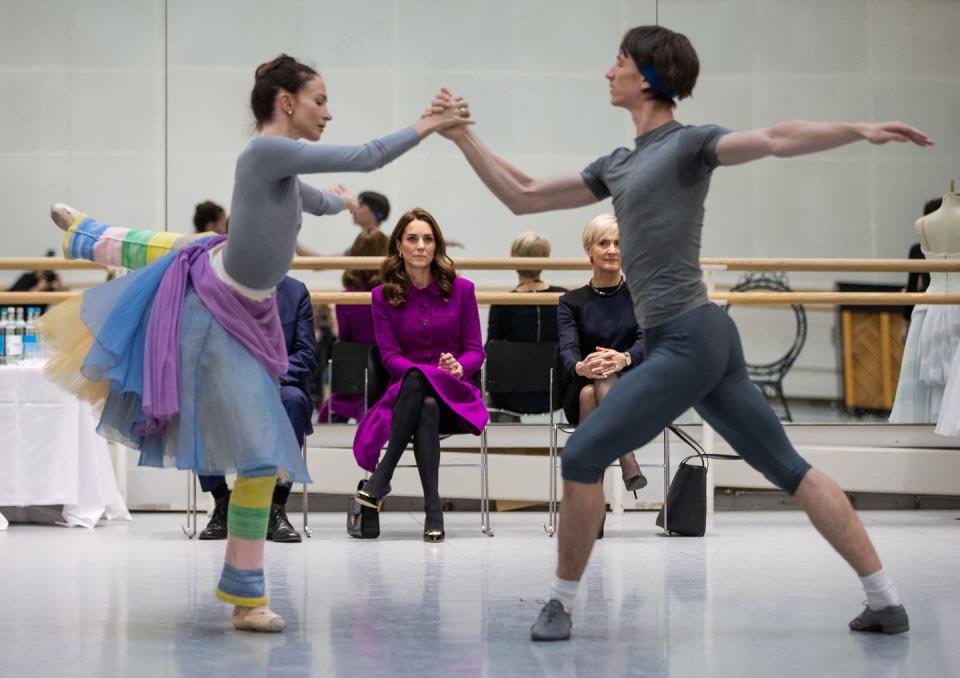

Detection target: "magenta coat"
[352, 276, 488, 471]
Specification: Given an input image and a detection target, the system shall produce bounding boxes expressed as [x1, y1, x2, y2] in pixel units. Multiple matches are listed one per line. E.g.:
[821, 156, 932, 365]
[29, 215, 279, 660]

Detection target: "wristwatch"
[622, 351, 632, 367]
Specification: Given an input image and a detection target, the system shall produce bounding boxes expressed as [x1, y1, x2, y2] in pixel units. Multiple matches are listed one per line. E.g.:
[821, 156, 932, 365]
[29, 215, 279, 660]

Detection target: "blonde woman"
[557, 214, 645, 493]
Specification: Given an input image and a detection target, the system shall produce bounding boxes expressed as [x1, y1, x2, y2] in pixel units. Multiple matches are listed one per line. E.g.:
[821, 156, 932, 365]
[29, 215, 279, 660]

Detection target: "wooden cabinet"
[837, 283, 907, 412]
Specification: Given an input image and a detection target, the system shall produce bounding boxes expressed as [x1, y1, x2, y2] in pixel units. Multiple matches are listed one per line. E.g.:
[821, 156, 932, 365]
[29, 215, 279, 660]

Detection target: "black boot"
[267, 503, 302, 543]
[198, 491, 230, 540]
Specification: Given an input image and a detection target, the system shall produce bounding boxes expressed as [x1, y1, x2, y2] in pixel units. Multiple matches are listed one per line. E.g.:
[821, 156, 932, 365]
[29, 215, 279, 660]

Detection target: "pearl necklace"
[589, 276, 624, 297]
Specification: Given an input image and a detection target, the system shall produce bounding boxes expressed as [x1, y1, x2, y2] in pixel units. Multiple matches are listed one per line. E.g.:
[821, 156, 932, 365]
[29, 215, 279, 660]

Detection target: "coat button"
[422, 319, 428, 326]
[419, 305, 426, 311]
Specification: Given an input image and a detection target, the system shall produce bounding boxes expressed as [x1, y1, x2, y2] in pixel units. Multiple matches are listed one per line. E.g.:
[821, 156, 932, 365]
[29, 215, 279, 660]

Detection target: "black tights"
[365, 371, 443, 530]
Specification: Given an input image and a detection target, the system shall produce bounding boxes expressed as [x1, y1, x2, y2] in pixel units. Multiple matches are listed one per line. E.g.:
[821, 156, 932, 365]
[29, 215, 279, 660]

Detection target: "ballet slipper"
[50, 203, 86, 232]
[232, 605, 286, 633]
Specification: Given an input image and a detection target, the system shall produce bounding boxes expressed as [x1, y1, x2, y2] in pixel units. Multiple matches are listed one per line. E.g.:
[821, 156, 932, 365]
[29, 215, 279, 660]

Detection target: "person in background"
[193, 200, 229, 235]
[486, 232, 566, 416]
[198, 274, 317, 544]
[317, 229, 389, 422]
[7, 249, 67, 314]
[557, 215, 646, 496]
[352, 208, 487, 542]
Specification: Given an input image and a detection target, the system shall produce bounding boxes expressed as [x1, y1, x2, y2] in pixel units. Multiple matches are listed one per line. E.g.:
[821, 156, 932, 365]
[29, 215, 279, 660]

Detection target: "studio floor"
[0, 510, 956, 677]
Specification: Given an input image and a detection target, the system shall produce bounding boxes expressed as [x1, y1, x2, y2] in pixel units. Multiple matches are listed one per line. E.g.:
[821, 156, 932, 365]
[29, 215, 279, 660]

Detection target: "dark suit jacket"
[276, 276, 318, 394]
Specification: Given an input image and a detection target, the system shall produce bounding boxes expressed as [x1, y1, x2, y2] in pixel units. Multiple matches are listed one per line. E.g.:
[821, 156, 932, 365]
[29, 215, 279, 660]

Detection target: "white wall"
[1, 0, 958, 399]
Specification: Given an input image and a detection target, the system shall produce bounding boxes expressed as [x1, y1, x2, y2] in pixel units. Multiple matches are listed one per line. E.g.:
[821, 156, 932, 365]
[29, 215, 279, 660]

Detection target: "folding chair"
[305, 341, 376, 536]
[545, 348, 673, 536]
[482, 340, 559, 420]
[181, 341, 376, 539]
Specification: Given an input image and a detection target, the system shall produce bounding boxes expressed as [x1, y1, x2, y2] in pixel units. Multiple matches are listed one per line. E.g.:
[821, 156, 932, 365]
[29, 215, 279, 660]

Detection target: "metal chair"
[726, 272, 807, 421]
[545, 349, 672, 537]
[483, 340, 560, 420]
[182, 342, 376, 540]
[305, 341, 376, 536]
[366, 348, 494, 536]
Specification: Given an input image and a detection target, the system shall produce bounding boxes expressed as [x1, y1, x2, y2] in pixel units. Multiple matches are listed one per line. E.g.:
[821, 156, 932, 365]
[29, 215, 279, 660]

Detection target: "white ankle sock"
[860, 567, 901, 610]
[548, 577, 580, 614]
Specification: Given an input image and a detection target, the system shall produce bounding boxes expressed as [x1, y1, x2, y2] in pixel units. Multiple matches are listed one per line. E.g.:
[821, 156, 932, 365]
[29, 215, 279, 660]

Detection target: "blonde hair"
[510, 232, 551, 278]
[582, 213, 619, 253]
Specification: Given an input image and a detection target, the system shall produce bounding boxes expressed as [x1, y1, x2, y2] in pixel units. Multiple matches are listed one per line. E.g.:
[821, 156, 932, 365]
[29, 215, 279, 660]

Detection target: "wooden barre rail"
[5, 256, 960, 273]
[3, 291, 959, 306]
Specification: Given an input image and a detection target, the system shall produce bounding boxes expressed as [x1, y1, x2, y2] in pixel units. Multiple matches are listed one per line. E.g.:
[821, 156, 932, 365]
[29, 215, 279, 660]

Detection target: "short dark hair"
[193, 200, 225, 233]
[250, 54, 319, 128]
[358, 191, 390, 224]
[620, 25, 699, 108]
[924, 197, 943, 216]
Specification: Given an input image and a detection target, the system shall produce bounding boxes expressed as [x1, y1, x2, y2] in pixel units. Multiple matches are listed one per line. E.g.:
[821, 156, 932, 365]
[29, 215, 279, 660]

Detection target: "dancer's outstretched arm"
[716, 121, 932, 166]
[251, 107, 470, 181]
[451, 129, 598, 214]
[427, 91, 596, 215]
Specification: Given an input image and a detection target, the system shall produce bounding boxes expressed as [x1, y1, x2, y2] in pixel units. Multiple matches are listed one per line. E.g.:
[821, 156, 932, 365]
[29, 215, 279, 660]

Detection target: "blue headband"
[639, 64, 676, 99]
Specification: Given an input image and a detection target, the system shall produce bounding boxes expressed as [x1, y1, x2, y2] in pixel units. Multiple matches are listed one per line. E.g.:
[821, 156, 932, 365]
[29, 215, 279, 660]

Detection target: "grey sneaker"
[530, 599, 572, 641]
[849, 604, 910, 634]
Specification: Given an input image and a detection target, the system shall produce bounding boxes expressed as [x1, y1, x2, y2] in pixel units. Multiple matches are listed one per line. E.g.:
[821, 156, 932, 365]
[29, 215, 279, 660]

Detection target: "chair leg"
[302, 440, 312, 538]
[180, 471, 197, 539]
[544, 425, 558, 537]
[480, 428, 494, 537]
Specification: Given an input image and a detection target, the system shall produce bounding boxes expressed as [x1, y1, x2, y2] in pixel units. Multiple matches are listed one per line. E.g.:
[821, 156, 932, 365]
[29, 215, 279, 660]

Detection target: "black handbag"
[346, 480, 380, 539]
[656, 427, 739, 536]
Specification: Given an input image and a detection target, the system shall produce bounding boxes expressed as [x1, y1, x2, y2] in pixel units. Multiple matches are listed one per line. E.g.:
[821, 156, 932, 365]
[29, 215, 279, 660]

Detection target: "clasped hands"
[576, 347, 627, 380]
[423, 87, 473, 140]
[438, 352, 463, 379]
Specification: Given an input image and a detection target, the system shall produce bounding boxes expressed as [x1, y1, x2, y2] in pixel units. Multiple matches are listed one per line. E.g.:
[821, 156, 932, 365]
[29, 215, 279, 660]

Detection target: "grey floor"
[0, 510, 957, 678]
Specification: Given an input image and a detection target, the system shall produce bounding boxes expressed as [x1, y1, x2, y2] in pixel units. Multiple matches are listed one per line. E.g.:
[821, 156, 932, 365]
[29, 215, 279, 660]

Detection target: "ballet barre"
[5, 290, 960, 307]
[7, 255, 960, 273]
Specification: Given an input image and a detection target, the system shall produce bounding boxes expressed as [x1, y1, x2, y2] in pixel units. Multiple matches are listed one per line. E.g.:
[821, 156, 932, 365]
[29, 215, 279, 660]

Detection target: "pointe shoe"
[50, 203, 85, 232]
[232, 605, 286, 633]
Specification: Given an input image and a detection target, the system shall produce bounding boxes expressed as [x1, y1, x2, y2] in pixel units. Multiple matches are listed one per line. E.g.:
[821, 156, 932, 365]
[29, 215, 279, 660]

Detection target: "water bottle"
[0, 307, 7, 366]
[23, 308, 38, 360]
[5, 307, 22, 363]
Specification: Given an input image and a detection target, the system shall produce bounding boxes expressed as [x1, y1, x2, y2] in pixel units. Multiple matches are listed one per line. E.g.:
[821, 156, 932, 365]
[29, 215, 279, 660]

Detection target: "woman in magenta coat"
[353, 207, 487, 542]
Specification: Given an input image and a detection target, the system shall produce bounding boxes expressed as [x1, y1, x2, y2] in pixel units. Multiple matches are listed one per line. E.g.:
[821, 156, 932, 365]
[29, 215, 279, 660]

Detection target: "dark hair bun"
[255, 54, 297, 81]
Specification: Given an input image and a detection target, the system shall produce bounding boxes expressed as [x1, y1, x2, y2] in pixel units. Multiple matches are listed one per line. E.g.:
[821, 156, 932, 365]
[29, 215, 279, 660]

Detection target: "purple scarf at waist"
[142, 236, 287, 430]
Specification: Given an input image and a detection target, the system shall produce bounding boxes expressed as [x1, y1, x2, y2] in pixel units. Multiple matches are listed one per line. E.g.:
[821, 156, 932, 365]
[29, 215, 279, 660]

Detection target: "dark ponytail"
[250, 54, 319, 127]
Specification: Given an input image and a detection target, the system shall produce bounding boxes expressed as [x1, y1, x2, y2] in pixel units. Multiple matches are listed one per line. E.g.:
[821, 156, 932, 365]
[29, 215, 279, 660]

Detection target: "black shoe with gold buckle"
[355, 482, 386, 511]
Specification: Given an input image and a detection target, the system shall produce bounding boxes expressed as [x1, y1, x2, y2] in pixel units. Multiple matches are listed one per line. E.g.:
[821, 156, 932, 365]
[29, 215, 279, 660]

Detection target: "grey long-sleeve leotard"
[223, 127, 420, 290]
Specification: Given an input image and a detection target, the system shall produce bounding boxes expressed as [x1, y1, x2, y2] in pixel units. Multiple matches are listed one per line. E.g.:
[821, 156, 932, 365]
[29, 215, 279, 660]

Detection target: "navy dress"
[557, 282, 645, 424]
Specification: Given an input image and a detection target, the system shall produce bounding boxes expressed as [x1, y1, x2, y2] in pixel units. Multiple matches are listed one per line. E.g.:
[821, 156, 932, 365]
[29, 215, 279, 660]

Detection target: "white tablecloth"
[0, 362, 131, 528]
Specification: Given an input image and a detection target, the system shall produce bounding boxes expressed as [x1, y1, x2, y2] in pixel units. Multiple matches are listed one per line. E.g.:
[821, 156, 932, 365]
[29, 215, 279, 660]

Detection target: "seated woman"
[558, 213, 646, 492]
[317, 229, 389, 422]
[352, 208, 488, 542]
[486, 232, 566, 415]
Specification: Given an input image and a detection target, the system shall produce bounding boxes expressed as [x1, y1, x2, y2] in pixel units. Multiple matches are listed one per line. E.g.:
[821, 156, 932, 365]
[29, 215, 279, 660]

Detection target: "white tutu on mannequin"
[891, 251, 960, 424]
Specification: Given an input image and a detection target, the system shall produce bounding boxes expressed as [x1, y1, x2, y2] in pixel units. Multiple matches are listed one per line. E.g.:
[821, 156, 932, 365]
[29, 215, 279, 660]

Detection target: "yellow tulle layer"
[36, 295, 110, 411]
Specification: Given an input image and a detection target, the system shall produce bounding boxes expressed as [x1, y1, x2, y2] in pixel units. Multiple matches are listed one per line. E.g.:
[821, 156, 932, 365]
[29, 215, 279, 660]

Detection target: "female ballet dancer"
[40, 54, 469, 633]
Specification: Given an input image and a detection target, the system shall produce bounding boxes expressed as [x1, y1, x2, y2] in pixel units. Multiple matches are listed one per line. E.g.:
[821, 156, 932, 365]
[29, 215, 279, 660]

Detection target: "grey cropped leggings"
[561, 303, 812, 495]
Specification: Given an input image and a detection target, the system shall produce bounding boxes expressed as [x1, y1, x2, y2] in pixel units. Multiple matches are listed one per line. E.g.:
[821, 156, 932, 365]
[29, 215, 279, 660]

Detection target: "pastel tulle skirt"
[890, 304, 960, 424]
[39, 258, 310, 482]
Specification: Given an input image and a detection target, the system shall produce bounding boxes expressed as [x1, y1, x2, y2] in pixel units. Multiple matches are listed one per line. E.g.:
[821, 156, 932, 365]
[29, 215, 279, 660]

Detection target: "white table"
[0, 362, 130, 528]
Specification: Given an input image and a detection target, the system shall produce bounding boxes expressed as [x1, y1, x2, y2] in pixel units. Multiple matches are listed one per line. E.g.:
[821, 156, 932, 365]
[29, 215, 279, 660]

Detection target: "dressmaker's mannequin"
[892, 181, 960, 424]
[916, 183, 960, 257]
